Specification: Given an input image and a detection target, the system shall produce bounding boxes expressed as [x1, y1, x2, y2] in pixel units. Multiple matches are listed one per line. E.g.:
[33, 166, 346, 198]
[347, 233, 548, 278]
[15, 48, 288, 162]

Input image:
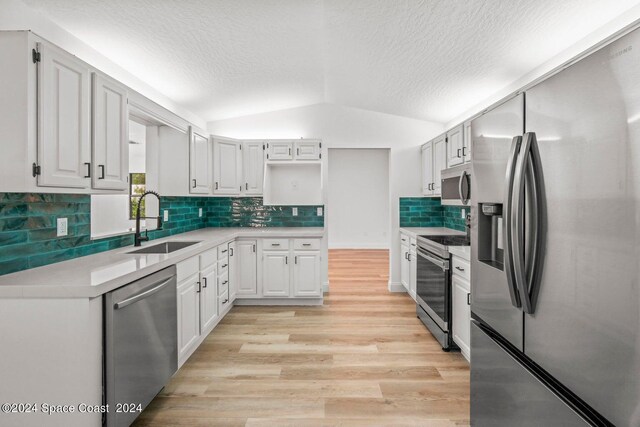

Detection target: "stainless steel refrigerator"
[470, 26, 640, 426]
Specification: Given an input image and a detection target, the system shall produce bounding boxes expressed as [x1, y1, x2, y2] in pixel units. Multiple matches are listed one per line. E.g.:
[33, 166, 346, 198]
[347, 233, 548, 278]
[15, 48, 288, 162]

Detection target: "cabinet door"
[177, 276, 200, 361]
[294, 140, 321, 160]
[433, 134, 447, 196]
[242, 141, 264, 195]
[400, 243, 410, 291]
[37, 43, 91, 188]
[236, 240, 258, 296]
[91, 73, 128, 190]
[463, 121, 472, 164]
[421, 142, 434, 195]
[452, 274, 471, 361]
[409, 248, 417, 301]
[190, 128, 211, 194]
[213, 138, 242, 194]
[266, 141, 293, 160]
[199, 265, 218, 333]
[262, 251, 291, 297]
[228, 241, 237, 302]
[447, 124, 464, 167]
[293, 251, 321, 297]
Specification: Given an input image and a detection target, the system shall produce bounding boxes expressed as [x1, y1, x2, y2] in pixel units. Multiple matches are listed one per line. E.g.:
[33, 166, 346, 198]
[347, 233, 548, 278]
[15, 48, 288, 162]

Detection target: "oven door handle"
[417, 248, 449, 271]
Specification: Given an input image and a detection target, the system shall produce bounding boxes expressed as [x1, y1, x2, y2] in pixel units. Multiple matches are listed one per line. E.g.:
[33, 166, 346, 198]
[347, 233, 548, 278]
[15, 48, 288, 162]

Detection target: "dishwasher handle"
[114, 277, 174, 310]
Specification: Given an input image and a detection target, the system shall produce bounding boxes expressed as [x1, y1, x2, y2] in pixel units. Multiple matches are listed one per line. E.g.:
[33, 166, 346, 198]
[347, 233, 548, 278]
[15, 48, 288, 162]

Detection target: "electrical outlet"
[163, 210, 169, 222]
[461, 209, 466, 219]
[198, 208, 203, 218]
[317, 207, 323, 216]
[56, 218, 68, 237]
[292, 207, 298, 216]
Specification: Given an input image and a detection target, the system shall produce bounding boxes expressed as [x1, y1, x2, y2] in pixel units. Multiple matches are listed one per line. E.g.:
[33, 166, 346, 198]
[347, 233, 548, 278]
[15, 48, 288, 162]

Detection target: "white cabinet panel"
[262, 251, 290, 297]
[213, 138, 242, 194]
[400, 242, 410, 291]
[463, 121, 472, 164]
[452, 274, 471, 361]
[228, 241, 237, 302]
[199, 264, 218, 333]
[37, 43, 91, 188]
[293, 251, 321, 297]
[91, 73, 128, 190]
[447, 124, 464, 167]
[409, 246, 417, 301]
[433, 134, 447, 196]
[294, 140, 321, 160]
[242, 141, 264, 195]
[236, 240, 258, 296]
[421, 142, 434, 195]
[177, 275, 200, 361]
[189, 128, 211, 194]
[266, 141, 293, 160]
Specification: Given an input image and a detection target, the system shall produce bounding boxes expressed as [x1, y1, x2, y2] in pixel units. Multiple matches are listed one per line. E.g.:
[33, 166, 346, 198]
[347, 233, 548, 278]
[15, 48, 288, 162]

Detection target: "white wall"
[328, 149, 389, 249]
[208, 103, 444, 289]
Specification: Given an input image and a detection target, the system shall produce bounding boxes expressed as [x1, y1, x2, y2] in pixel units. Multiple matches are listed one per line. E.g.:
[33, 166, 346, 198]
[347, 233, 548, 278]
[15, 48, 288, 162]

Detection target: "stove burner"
[419, 235, 470, 247]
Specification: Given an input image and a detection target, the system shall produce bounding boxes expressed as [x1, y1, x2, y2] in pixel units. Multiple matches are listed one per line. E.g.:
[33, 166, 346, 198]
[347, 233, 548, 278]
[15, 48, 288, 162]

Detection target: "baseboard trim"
[323, 281, 330, 293]
[388, 281, 407, 293]
[234, 298, 323, 306]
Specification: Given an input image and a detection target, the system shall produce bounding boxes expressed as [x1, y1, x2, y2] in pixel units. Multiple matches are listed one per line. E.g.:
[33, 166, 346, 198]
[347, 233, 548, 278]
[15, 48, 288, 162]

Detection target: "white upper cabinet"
[91, 72, 129, 190]
[189, 128, 212, 194]
[242, 141, 264, 195]
[446, 124, 464, 167]
[213, 137, 242, 194]
[432, 134, 447, 196]
[294, 140, 321, 160]
[37, 42, 91, 188]
[463, 121, 472, 164]
[266, 140, 293, 160]
[421, 141, 434, 196]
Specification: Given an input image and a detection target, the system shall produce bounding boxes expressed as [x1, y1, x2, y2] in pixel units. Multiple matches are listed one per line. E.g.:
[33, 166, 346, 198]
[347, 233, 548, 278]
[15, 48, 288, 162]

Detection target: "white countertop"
[399, 227, 465, 238]
[448, 245, 471, 261]
[0, 227, 325, 299]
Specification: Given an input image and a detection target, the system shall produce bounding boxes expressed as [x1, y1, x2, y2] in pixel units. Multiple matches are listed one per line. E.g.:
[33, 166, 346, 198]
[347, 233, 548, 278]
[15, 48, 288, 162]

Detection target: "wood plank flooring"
[134, 249, 470, 426]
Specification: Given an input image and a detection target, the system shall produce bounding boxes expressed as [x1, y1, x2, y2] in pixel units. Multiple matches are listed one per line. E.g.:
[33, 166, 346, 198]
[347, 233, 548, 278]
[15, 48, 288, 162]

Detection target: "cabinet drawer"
[218, 271, 229, 296]
[177, 256, 199, 282]
[217, 244, 230, 260]
[293, 239, 320, 250]
[410, 237, 417, 248]
[263, 238, 290, 250]
[218, 256, 229, 273]
[400, 233, 409, 244]
[452, 256, 470, 282]
[219, 290, 231, 314]
[199, 248, 217, 270]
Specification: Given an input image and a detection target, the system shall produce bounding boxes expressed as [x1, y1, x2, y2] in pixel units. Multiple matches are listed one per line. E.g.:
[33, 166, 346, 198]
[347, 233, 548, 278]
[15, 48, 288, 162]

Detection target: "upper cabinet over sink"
[266, 139, 321, 161]
[189, 127, 212, 194]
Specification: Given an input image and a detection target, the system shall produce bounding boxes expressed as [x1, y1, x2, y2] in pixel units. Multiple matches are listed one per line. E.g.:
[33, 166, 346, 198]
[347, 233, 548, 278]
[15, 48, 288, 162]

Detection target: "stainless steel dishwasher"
[104, 266, 177, 427]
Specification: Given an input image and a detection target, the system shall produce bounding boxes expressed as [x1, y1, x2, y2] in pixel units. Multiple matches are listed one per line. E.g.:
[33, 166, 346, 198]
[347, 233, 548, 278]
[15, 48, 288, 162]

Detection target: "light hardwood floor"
[134, 249, 470, 426]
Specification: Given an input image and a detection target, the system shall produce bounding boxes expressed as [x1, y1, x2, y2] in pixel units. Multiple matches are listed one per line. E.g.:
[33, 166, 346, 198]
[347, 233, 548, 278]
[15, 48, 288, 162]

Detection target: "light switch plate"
[56, 218, 68, 237]
[163, 210, 169, 221]
[317, 207, 323, 216]
[198, 208, 203, 217]
[292, 207, 298, 216]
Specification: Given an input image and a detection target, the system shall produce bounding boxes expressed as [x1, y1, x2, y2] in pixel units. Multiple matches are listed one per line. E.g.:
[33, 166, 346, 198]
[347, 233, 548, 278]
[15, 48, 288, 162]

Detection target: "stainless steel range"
[415, 234, 470, 351]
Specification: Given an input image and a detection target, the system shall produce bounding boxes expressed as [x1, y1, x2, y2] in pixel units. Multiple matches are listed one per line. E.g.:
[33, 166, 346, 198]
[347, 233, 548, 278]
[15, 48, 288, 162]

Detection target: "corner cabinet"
[213, 137, 243, 194]
[189, 127, 212, 194]
[422, 134, 446, 196]
[36, 42, 92, 188]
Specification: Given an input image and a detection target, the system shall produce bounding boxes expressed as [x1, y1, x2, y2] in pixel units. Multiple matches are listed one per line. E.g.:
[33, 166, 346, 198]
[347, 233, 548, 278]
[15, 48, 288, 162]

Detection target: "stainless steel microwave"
[441, 163, 471, 206]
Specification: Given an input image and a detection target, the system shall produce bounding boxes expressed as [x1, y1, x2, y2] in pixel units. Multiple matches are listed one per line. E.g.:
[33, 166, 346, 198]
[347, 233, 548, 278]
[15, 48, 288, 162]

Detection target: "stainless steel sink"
[127, 241, 201, 254]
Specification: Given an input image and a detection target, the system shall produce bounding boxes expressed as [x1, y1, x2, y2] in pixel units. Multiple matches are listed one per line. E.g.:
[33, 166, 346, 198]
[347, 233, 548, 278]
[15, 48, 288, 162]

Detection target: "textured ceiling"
[21, 0, 640, 123]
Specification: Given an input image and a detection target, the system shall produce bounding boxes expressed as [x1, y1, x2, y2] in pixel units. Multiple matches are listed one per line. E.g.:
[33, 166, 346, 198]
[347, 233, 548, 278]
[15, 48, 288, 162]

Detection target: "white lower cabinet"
[400, 241, 410, 292]
[452, 256, 471, 362]
[228, 241, 238, 302]
[262, 250, 291, 297]
[409, 240, 417, 300]
[236, 240, 258, 297]
[199, 253, 219, 333]
[176, 257, 201, 363]
[293, 251, 321, 297]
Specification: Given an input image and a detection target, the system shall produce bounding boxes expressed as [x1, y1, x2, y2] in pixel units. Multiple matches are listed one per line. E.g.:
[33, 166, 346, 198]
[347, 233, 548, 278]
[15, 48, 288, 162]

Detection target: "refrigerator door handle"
[504, 136, 522, 308]
[512, 132, 546, 314]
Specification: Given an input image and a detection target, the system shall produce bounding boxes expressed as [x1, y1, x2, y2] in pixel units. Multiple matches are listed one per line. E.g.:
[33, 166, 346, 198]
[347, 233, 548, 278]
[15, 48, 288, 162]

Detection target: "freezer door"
[525, 28, 640, 426]
[471, 321, 588, 427]
[470, 94, 525, 350]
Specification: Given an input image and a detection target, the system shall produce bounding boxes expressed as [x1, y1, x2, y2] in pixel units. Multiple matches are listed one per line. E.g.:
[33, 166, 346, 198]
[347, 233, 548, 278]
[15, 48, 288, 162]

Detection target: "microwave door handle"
[504, 136, 522, 308]
[458, 170, 470, 205]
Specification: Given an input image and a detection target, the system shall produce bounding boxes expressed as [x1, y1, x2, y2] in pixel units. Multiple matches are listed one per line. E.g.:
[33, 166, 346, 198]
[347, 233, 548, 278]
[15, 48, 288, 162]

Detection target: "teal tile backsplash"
[399, 197, 466, 232]
[0, 193, 324, 276]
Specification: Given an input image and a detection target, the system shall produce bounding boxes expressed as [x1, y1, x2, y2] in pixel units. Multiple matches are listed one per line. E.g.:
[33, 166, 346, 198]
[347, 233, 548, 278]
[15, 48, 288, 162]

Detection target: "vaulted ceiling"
[21, 0, 640, 123]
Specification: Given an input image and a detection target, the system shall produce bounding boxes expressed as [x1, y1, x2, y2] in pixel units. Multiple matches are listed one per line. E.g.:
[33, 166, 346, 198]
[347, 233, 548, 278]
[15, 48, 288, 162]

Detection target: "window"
[129, 173, 146, 219]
